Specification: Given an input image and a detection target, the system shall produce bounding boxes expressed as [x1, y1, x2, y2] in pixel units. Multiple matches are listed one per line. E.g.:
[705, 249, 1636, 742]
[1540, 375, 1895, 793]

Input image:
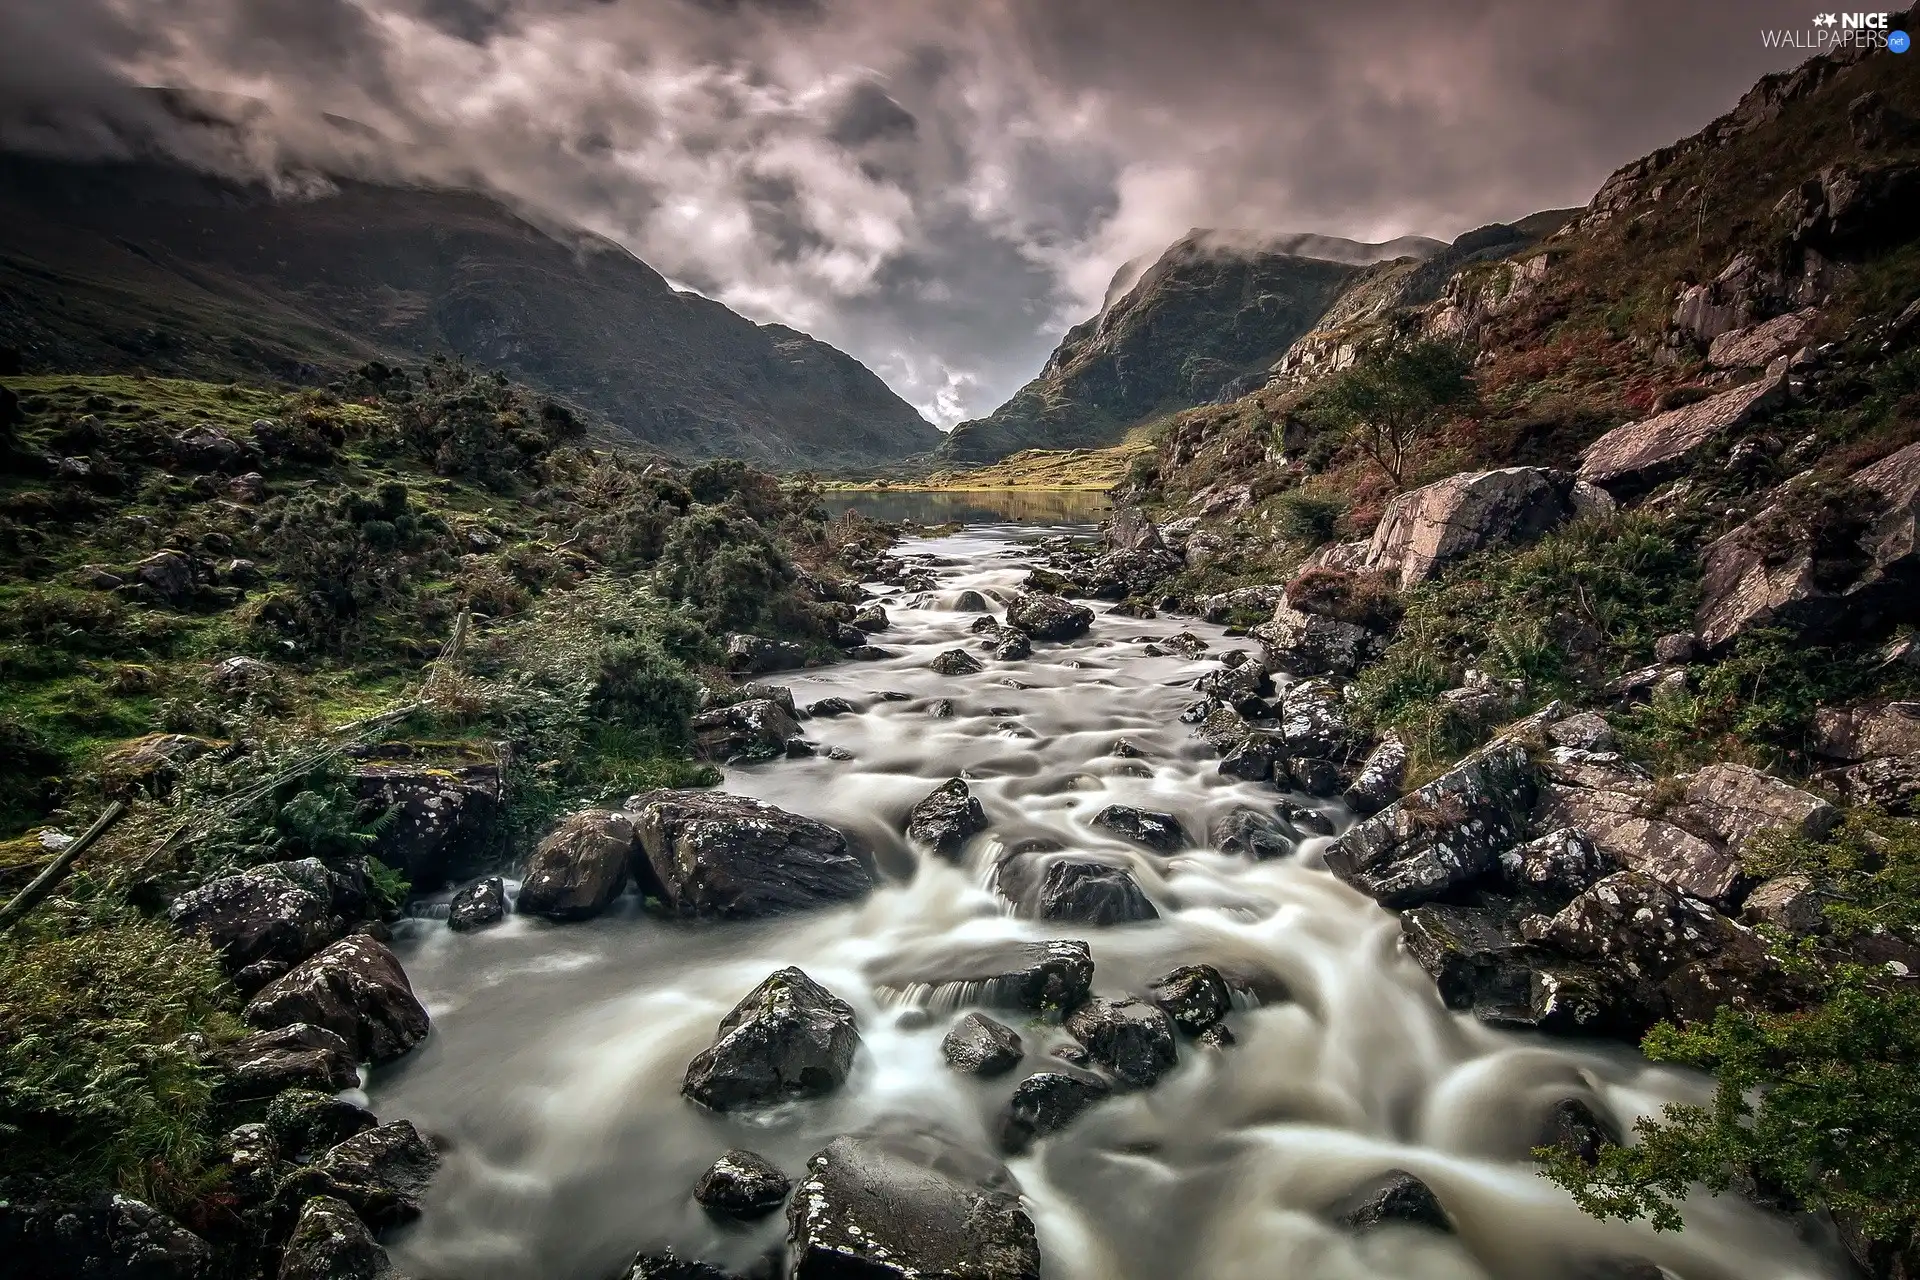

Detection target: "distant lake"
[822, 488, 1113, 526]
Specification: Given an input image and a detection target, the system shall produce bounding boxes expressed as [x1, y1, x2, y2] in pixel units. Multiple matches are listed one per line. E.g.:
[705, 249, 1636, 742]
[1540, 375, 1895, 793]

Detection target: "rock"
[622, 1251, 742, 1280]
[1788, 160, 1920, 254]
[1651, 632, 1698, 664]
[7, 1196, 215, 1280]
[133, 550, 201, 605]
[1209, 808, 1295, 860]
[852, 605, 889, 631]
[1195, 659, 1270, 703]
[1277, 679, 1351, 760]
[1036, 860, 1158, 925]
[1708, 309, 1820, 369]
[1064, 997, 1179, 1088]
[845, 645, 892, 661]
[1541, 872, 1740, 993]
[98, 733, 216, 797]
[1548, 711, 1616, 752]
[941, 1012, 1024, 1076]
[906, 778, 989, 857]
[1198, 586, 1282, 624]
[882, 940, 1094, 1012]
[1356, 468, 1596, 589]
[349, 747, 503, 891]
[1538, 780, 1743, 905]
[1109, 507, 1164, 553]
[168, 872, 332, 973]
[1682, 763, 1839, 852]
[280, 1121, 439, 1230]
[806, 696, 858, 718]
[628, 791, 871, 917]
[1499, 827, 1615, 897]
[217, 1023, 361, 1101]
[1217, 733, 1284, 782]
[1089, 805, 1188, 852]
[787, 1134, 1041, 1280]
[951, 589, 991, 612]
[1193, 704, 1250, 751]
[1284, 802, 1337, 837]
[243, 935, 430, 1065]
[999, 1071, 1112, 1154]
[1163, 631, 1209, 659]
[267, 1089, 379, 1165]
[1250, 600, 1381, 680]
[1324, 741, 1536, 908]
[1343, 733, 1408, 816]
[221, 1123, 280, 1208]
[725, 633, 808, 674]
[931, 647, 984, 676]
[1400, 903, 1541, 1015]
[1578, 370, 1786, 496]
[1004, 593, 1093, 641]
[1331, 1170, 1453, 1233]
[1284, 756, 1342, 797]
[829, 622, 869, 649]
[693, 1149, 791, 1220]
[447, 876, 505, 931]
[1811, 701, 1920, 761]
[209, 654, 275, 692]
[517, 810, 635, 921]
[1148, 964, 1232, 1035]
[1818, 753, 1920, 814]
[278, 1195, 391, 1280]
[692, 698, 802, 762]
[1743, 873, 1825, 934]
[228, 472, 268, 504]
[990, 630, 1033, 661]
[682, 967, 860, 1111]
[1539, 1099, 1620, 1167]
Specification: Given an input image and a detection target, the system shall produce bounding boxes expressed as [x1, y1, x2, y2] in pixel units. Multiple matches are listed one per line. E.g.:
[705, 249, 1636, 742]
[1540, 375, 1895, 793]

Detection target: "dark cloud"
[0, 0, 1831, 423]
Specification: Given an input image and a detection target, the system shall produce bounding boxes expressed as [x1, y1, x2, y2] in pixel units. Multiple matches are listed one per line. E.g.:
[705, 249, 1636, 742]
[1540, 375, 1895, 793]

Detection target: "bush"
[654, 506, 807, 637]
[1272, 488, 1348, 547]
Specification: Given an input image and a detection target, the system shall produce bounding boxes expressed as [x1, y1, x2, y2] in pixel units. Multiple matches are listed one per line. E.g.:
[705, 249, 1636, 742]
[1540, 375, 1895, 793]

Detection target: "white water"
[372, 525, 1844, 1280]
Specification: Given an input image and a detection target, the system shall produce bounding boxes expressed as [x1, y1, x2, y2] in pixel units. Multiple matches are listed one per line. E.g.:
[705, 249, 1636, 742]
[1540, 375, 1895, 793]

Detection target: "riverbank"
[824, 440, 1146, 493]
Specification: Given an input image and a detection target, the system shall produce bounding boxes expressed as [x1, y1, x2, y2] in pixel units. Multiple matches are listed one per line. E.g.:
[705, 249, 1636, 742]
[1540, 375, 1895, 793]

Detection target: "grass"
[828, 440, 1148, 492]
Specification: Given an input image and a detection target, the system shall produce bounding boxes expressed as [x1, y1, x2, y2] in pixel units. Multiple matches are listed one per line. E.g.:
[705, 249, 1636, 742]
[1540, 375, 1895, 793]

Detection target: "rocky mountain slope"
[0, 154, 941, 469]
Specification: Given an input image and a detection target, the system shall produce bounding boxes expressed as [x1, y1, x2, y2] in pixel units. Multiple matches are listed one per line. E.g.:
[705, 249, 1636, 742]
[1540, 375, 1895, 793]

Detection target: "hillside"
[0, 154, 942, 469]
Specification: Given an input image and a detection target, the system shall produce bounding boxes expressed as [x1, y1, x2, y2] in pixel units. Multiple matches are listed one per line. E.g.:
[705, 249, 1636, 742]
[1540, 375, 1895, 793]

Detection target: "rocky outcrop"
[787, 1133, 1041, 1279]
[349, 744, 504, 891]
[725, 634, 808, 675]
[999, 1071, 1112, 1153]
[1348, 467, 1607, 589]
[1064, 997, 1179, 1087]
[1249, 598, 1382, 679]
[243, 935, 430, 1065]
[1812, 700, 1920, 761]
[905, 778, 989, 857]
[1536, 751, 1744, 906]
[693, 1150, 791, 1220]
[691, 698, 800, 762]
[1035, 860, 1159, 925]
[517, 810, 636, 921]
[1344, 733, 1409, 816]
[627, 791, 871, 918]
[1707, 309, 1818, 368]
[267, 1090, 379, 1166]
[1743, 874, 1825, 934]
[0, 1195, 213, 1280]
[279, 1121, 440, 1230]
[1004, 593, 1093, 641]
[1577, 369, 1786, 496]
[1499, 827, 1615, 897]
[941, 1012, 1024, 1076]
[1681, 763, 1839, 852]
[682, 968, 860, 1111]
[278, 1196, 392, 1280]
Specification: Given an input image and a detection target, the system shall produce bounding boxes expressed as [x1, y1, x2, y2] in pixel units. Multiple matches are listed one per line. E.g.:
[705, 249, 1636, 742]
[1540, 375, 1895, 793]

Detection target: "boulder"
[941, 1012, 1024, 1076]
[1743, 873, 1825, 934]
[906, 779, 989, 858]
[216, 1023, 361, 1101]
[1198, 585, 1283, 624]
[682, 968, 860, 1110]
[852, 605, 889, 632]
[279, 1121, 439, 1229]
[243, 936, 429, 1065]
[278, 1196, 391, 1280]
[998, 1071, 1112, 1154]
[1, 1195, 213, 1280]
[1578, 370, 1786, 496]
[1277, 679, 1351, 761]
[1331, 1170, 1453, 1233]
[628, 791, 871, 917]
[168, 872, 333, 973]
[1209, 807, 1295, 860]
[1064, 997, 1179, 1087]
[1400, 903, 1541, 1015]
[1036, 860, 1158, 926]
[1247, 599, 1383, 679]
[446, 875, 505, 932]
[1707, 309, 1820, 369]
[1811, 701, 1920, 761]
[1499, 827, 1615, 897]
[691, 698, 801, 762]
[1540, 872, 1735, 988]
[879, 940, 1093, 1012]
[1548, 711, 1616, 752]
[517, 810, 636, 921]
[133, 550, 201, 605]
[725, 633, 808, 675]
[806, 696, 858, 718]
[622, 1252, 742, 1280]
[787, 1134, 1041, 1280]
[1108, 507, 1164, 553]
[1537, 776, 1744, 906]
[1194, 659, 1271, 703]
[930, 647, 984, 676]
[1217, 734, 1284, 782]
[1324, 741, 1536, 908]
[1148, 964, 1232, 1036]
[1357, 468, 1599, 589]
[952, 590, 992, 612]
[1682, 763, 1839, 852]
[1284, 756, 1343, 797]
[1818, 753, 1920, 814]
[221, 1123, 281, 1209]
[1788, 160, 1920, 254]
[693, 1149, 791, 1220]
[1651, 632, 1698, 665]
[1538, 1099, 1621, 1167]
[990, 630, 1033, 661]
[1089, 805, 1188, 852]
[350, 746, 504, 890]
[1163, 631, 1210, 659]
[1343, 733, 1409, 816]
[266, 1089, 379, 1166]
[1004, 593, 1093, 641]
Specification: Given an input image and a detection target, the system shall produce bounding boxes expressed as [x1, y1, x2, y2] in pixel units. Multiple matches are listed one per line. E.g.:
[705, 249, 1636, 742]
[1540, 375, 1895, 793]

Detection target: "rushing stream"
[372, 524, 1841, 1280]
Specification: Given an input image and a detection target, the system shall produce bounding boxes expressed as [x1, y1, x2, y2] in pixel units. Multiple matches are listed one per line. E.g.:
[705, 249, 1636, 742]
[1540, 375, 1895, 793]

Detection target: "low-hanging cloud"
[0, 0, 1820, 424]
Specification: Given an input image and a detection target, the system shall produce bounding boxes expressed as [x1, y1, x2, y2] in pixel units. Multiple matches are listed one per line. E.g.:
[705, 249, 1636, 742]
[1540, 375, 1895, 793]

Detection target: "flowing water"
[372, 524, 1842, 1280]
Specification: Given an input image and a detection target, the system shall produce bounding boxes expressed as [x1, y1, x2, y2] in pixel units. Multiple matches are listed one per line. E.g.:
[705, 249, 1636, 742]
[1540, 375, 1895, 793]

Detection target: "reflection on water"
[823, 488, 1112, 525]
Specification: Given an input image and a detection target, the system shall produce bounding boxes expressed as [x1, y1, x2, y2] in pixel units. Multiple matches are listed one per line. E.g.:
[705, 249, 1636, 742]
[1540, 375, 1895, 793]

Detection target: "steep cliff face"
[0, 155, 941, 468]
[940, 232, 1443, 462]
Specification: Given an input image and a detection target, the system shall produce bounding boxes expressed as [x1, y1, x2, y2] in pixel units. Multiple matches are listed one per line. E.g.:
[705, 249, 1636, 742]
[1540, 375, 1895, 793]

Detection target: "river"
[371, 522, 1838, 1280]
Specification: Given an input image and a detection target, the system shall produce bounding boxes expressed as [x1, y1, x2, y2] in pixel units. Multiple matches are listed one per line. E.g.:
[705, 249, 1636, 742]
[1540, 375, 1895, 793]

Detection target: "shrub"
[654, 506, 806, 637]
[1272, 488, 1348, 546]
[1308, 340, 1477, 485]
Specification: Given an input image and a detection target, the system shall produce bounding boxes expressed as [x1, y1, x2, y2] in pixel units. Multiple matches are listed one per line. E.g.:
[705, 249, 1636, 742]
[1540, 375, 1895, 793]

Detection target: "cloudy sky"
[0, 0, 1836, 424]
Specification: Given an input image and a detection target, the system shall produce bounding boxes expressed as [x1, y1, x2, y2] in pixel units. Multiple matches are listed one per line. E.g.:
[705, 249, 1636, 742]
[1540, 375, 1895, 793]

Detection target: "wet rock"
[931, 647, 984, 676]
[1195, 1022, 1236, 1049]
[999, 1071, 1112, 1154]
[905, 778, 990, 858]
[209, 654, 275, 693]
[1284, 756, 1343, 797]
[694, 1149, 791, 1220]
[970, 614, 1002, 634]
[1282, 802, 1337, 837]
[278, 1196, 392, 1280]
[692, 698, 802, 763]
[1537, 779, 1742, 906]
[628, 791, 871, 917]
[622, 1251, 743, 1280]
[1048, 1042, 1092, 1067]
[1331, 1170, 1453, 1233]
[1195, 659, 1270, 703]
[952, 590, 991, 612]
[1209, 807, 1295, 860]
[1247, 600, 1382, 681]
[280, 1121, 439, 1230]
[244, 936, 429, 1065]
[1193, 704, 1250, 751]
[1548, 711, 1616, 752]
[1036, 860, 1158, 925]
[1218, 733, 1284, 782]
[267, 1089, 379, 1166]
[1578, 369, 1786, 496]
[1148, 964, 1231, 1035]
[1400, 903, 1541, 1014]
[787, 1133, 1041, 1280]
[1064, 997, 1178, 1087]
[852, 605, 889, 631]
[517, 810, 636, 921]
[846, 645, 891, 661]
[990, 630, 1033, 661]
[1005, 592, 1093, 641]
[1682, 762, 1839, 852]
[4, 1195, 215, 1280]
[168, 872, 333, 973]
[941, 1012, 1024, 1076]
[1743, 873, 1825, 934]
[1539, 1099, 1620, 1167]
[216, 1023, 360, 1101]
[1198, 586, 1281, 624]
[887, 940, 1094, 1012]
[806, 696, 857, 718]
[349, 747, 503, 891]
[447, 875, 505, 931]
[725, 633, 808, 675]
[1324, 741, 1536, 908]
[928, 698, 955, 718]
[1277, 679, 1351, 761]
[682, 967, 860, 1111]
[1499, 827, 1615, 897]
[1090, 804, 1188, 852]
[1357, 467, 1598, 589]
[1109, 507, 1164, 553]
[1343, 733, 1408, 816]
[220, 1122, 280, 1209]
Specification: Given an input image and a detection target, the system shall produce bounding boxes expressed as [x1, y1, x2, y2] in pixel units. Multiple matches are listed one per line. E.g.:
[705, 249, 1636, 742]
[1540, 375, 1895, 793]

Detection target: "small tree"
[1311, 340, 1475, 486]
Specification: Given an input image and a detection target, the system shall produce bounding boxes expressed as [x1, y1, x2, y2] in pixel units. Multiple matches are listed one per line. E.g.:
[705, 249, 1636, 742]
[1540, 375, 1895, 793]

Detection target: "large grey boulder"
[1578, 369, 1786, 496]
[1089, 805, 1188, 852]
[1499, 827, 1615, 897]
[725, 633, 808, 675]
[1356, 467, 1605, 588]
[1811, 700, 1920, 761]
[1680, 763, 1839, 852]
[517, 810, 636, 921]
[787, 1134, 1041, 1280]
[627, 791, 871, 917]
[168, 872, 333, 973]
[691, 698, 801, 762]
[216, 1023, 360, 1101]
[1004, 592, 1093, 641]
[1535, 753, 1745, 906]
[1277, 679, 1352, 761]
[682, 968, 860, 1111]
[278, 1195, 391, 1280]
[905, 778, 989, 858]
[1249, 598, 1382, 679]
[243, 936, 429, 1065]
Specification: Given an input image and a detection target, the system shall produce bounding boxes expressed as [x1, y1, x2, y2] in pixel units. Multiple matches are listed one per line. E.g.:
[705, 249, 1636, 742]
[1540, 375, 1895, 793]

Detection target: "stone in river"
[1209, 808, 1293, 860]
[1538, 1098, 1620, 1167]
[1090, 804, 1189, 852]
[447, 875, 506, 931]
[1148, 964, 1232, 1035]
[242, 935, 429, 1065]
[806, 696, 858, 717]
[682, 967, 861, 1111]
[277, 1195, 392, 1280]
[693, 1149, 792, 1219]
[905, 778, 989, 858]
[941, 1012, 1024, 1076]
[1004, 592, 1094, 641]
[627, 791, 872, 918]
[1064, 997, 1178, 1087]
[998, 1070, 1113, 1153]
[1035, 860, 1158, 925]
[623, 1251, 744, 1280]
[879, 940, 1094, 1012]
[1331, 1170, 1454, 1233]
[278, 1120, 440, 1229]
[931, 647, 984, 676]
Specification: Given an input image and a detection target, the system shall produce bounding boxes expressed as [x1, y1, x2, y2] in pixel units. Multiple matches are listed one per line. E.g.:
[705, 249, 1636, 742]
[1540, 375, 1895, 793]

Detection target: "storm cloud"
[0, 0, 1828, 424]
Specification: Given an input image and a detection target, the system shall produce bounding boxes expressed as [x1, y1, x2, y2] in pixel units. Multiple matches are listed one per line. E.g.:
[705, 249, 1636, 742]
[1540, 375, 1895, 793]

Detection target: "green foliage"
[1308, 340, 1477, 485]
[1745, 810, 1920, 938]
[383, 361, 585, 490]
[654, 505, 809, 637]
[1272, 488, 1348, 546]
[250, 481, 447, 652]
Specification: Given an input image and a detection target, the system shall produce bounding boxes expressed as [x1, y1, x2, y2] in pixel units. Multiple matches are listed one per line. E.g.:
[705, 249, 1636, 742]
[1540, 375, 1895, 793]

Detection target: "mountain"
[0, 153, 941, 468]
[940, 230, 1449, 462]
